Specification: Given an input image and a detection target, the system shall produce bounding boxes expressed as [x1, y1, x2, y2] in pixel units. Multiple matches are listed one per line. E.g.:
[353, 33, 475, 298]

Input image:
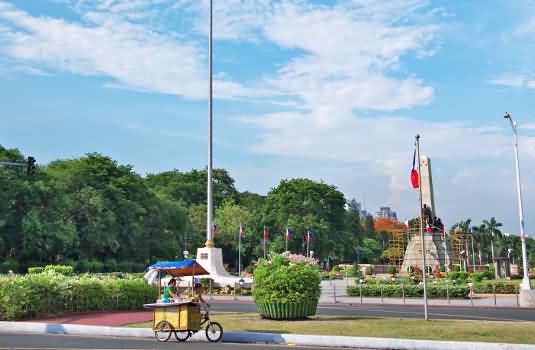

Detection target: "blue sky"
[2, 0, 535, 233]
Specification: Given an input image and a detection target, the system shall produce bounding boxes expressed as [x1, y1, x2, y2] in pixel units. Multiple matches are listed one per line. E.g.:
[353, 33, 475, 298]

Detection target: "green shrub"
[448, 271, 469, 281]
[347, 283, 469, 298]
[387, 265, 397, 274]
[253, 253, 320, 304]
[0, 273, 158, 320]
[473, 281, 518, 294]
[471, 272, 485, 282]
[44, 265, 73, 275]
[365, 266, 373, 275]
[27, 267, 44, 274]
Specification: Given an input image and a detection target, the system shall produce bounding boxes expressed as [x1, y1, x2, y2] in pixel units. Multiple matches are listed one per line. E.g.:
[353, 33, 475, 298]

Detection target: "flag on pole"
[286, 228, 294, 240]
[403, 220, 410, 230]
[239, 223, 245, 238]
[212, 224, 219, 235]
[411, 148, 419, 189]
[306, 231, 313, 241]
[263, 226, 269, 240]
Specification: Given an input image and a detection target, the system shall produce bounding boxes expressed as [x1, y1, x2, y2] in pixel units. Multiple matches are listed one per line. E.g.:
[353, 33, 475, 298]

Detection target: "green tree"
[261, 178, 348, 261]
[145, 168, 238, 208]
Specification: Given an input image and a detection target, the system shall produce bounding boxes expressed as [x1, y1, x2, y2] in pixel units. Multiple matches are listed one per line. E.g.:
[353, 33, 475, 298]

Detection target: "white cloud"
[488, 74, 535, 89]
[0, 0, 267, 99]
[176, 0, 273, 41]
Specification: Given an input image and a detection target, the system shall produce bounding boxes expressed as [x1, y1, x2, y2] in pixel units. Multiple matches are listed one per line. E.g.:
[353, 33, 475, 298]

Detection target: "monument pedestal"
[401, 233, 450, 274]
[519, 289, 535, 307]
[194, 247, 252, 288]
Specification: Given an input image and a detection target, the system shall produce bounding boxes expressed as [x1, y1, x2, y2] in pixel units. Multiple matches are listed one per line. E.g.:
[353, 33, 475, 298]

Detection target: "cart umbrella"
[145, 260, 209, 278]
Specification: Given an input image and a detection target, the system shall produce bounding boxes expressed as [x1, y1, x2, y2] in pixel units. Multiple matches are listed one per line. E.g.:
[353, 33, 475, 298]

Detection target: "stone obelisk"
[401, 156, 450, 273]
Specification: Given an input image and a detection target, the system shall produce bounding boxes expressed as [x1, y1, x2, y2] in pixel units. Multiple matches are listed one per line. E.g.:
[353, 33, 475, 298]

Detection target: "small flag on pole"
[411, 148, 419, 189]
[263, 226, 269, 240]
[286, 228, 294, 240]
[306, 231, 313, 241]
[239, 223, 245, 237]
[212, 224, 219, 235]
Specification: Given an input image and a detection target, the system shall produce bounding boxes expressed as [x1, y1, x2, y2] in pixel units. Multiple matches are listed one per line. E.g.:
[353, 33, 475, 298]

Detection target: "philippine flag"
[411, 149, 419, 189]
[286, 228, 294, 239]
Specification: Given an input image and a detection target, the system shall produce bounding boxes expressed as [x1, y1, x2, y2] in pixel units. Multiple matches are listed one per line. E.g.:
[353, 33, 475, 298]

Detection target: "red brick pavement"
[29, 311, 153, 327]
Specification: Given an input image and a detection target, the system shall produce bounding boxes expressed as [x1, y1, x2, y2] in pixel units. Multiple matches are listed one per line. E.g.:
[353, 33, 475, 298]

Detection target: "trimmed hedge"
[27, 267, 44, 274]
[44, 265, 73, 275]
[473, 281, 518, 294]
[0, 273, 158, 320]
[347, 284, 469, 298]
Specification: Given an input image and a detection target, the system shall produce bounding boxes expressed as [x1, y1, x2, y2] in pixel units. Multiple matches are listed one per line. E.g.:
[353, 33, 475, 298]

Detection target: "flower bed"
[253, 253, 320, 320]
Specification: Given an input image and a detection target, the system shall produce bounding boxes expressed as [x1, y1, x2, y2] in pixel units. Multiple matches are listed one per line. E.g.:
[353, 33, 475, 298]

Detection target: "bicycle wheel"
[205, 321, 223, 343]
[174, 331, 191, 342]
[154, 321, 173, 342]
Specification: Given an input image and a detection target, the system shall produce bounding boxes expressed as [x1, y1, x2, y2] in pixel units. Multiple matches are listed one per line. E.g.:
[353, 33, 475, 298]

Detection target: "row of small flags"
[212, 224, 313, 240]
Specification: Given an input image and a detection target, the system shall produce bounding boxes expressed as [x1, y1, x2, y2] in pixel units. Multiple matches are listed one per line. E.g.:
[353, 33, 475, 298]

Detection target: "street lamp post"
[504, 113, 531, 291]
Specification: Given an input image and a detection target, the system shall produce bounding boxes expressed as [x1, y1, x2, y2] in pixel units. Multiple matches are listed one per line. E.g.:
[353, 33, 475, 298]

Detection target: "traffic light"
[26, 156, 36, 176]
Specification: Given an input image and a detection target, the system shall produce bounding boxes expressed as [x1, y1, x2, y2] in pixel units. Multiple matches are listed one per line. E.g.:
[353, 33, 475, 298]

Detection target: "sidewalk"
[29, 310, 153, 327]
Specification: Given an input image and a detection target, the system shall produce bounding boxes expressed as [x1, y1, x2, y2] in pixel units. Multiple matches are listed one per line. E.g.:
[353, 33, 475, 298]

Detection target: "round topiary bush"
[253, 252, 320, 320]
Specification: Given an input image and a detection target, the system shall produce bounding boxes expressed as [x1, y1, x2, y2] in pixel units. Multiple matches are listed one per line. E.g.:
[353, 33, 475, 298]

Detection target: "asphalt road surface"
[210, 301, 535, 322]
[0, 333, 352, 350]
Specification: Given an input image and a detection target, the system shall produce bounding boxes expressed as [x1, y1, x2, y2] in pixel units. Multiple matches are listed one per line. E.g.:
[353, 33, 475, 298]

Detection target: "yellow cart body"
[146, 301, 201, 332]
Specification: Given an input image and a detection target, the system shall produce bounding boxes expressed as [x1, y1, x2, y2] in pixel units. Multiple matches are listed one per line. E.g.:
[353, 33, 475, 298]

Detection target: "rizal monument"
[401, 155, 451, 273]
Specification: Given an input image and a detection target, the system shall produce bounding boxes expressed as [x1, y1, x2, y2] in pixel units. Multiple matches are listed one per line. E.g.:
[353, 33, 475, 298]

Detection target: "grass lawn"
[129, 313, 535, 344]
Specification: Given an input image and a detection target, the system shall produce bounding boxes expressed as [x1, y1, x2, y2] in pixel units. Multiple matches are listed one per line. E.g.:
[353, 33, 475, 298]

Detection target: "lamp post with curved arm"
[503, 113, 531, 291]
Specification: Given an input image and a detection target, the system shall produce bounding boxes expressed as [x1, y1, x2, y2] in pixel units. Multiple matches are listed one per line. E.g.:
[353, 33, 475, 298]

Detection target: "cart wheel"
[205, 321, 223, 343]
[154, 321, 173, 342]
[174, 331, 191, 342]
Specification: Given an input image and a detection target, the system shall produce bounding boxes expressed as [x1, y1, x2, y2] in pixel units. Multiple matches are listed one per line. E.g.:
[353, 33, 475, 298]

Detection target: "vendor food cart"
[143, 260, 223, 342]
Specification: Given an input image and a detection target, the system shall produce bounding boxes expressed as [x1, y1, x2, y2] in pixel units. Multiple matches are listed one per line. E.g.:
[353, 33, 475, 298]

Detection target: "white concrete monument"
[401, 156, 451, 274]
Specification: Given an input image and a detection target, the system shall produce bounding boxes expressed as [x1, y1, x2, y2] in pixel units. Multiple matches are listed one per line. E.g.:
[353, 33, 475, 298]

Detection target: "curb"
[1, 321, 535, 350]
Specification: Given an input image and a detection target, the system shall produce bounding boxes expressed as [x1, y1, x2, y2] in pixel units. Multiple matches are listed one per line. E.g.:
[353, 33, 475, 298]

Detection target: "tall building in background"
[375, 206, 398, 221]
[345, 198, 368, 217]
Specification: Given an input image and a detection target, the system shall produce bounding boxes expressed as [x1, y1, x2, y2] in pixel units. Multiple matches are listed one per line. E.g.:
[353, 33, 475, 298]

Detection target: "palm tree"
[482, 217, 503, 265]
[472, 224, 489, 265]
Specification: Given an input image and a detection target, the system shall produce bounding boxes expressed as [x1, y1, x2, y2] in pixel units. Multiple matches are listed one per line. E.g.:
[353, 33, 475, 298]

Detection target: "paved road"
[210, 301, 535, 322]
[0, 333, 350, 350]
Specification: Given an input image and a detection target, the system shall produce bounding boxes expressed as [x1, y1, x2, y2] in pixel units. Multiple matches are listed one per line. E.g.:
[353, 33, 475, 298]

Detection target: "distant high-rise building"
[375, 206, 397, 221]
[345, 198, 368, 217]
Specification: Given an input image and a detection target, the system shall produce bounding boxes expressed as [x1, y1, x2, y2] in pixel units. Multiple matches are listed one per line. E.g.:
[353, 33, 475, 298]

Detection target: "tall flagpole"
[416, 134, 429, 321]
[238, 223, 242, 277]
[286, 228, 288, 252]
[263, 225, 267, 259]
[306, 231, 310, 258]
[205, 0, 214, 248]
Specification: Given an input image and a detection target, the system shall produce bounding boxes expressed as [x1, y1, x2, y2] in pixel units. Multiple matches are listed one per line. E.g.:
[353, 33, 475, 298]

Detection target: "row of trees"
[451, 218, 535, 268]
[2, 145, 531, 273]
[0, 146, 386, 273]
